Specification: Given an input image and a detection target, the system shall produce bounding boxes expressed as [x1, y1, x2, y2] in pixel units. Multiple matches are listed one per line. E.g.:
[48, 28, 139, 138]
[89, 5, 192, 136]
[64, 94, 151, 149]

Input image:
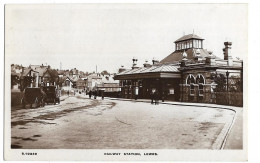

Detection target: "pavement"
[108, 97, 243, 150]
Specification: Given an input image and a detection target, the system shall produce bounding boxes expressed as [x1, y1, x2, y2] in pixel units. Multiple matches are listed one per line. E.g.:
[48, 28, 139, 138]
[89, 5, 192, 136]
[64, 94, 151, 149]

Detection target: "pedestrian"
[101, 90, 104, 100]
[94, 90, 97, 99]
[67, 90, 69, 96]
[162, 91, 165, 102]
[155, 91, 159, 105]
[89, 90, 92, 99]
[150, 91, 154, 104]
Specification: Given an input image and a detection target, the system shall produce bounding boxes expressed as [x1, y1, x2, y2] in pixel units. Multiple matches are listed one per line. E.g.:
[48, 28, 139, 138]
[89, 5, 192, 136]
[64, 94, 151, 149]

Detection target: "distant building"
[76, 78, 86, 90]
[19, 67, 40, 91]
[97, 75, 120, 92]
[30, 65, 59, 87]
[87, 73, 102, 91]
[60, 76, 74, 91]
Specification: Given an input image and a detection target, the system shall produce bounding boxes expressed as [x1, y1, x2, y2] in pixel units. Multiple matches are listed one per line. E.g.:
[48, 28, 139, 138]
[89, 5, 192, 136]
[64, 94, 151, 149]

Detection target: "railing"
[213, 92, 243, 107]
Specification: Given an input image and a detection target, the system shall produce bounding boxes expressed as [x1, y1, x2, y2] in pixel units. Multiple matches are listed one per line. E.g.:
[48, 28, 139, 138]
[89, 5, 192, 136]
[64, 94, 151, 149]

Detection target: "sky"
[5, 4, 247, 73]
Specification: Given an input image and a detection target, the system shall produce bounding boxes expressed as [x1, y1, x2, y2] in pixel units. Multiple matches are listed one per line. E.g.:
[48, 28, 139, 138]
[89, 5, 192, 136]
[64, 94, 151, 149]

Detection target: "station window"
[198, 84, 203, 95]
[186, 74, 196, 85]
[196, 74, 205, 96]
[186, 74, 196, 96]
[189, 41, 192, 48]
[193, 40, 197, 48]
[190, 84, 195, 95]
[198, 40, 202, 48]
[169, 88, 174, 94]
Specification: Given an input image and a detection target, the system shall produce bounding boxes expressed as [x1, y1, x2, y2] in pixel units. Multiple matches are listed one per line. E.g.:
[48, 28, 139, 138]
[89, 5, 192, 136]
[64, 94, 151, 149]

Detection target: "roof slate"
[116, 64, 180, 76]
[174, 34, 204, 43]
[160, 48, 220, 64]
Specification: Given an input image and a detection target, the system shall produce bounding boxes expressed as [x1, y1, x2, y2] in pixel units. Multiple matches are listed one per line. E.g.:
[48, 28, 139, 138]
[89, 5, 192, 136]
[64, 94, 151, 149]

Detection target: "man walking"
[89, 90, 92, 99]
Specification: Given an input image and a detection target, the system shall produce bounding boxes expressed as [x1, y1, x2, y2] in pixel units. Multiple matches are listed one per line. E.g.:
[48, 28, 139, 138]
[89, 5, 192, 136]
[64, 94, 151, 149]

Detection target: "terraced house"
[114, 34, 243, 106]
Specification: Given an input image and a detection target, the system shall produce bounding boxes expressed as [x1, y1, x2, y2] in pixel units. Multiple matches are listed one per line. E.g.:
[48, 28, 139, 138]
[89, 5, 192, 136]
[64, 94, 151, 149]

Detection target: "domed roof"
[174, 34, 204, 43]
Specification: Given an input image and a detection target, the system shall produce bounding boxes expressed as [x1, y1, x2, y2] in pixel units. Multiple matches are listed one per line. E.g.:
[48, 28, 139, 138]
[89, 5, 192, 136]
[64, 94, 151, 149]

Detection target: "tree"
[211, 73, 242, 92]
[101, 70, 110, 76]
[11, 75, 19, 89]
[20, 76, 34, 92]
[213, 73, 226, 92]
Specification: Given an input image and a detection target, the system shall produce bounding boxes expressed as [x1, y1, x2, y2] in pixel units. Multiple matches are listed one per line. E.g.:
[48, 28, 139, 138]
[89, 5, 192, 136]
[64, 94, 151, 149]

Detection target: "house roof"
[174, 34, 204, 43]
[11, 71, 20, 76]
[34, 67, 48, 76]
[115, 63, 180, 77]
[160, 48, 220, 64]
[62, 76, 75, 83]
[21, 68, 32, 77]
[101, 75, 119, 84]
[57, 70, 65, 75]
[30, 65, 48, 70]
[48, 69, 59, 77]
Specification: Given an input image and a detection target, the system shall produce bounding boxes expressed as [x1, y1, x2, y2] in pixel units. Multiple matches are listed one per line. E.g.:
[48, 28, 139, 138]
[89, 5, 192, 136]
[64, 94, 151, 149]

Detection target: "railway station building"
[114, 34, 243, 106]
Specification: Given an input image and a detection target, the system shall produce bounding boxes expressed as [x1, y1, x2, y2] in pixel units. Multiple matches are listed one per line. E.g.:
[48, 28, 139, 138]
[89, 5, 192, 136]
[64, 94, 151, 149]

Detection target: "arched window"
[186, 74, 196, 84]
[196, 74, 205, 96]
[186, 75, 196, 95]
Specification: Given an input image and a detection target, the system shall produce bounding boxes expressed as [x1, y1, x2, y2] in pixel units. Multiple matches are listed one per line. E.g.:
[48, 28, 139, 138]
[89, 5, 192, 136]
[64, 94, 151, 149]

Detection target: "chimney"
[152, 58, 159, 65]
[132, 57, 138, 69]
[205, 51, 216, 66]
[194, 49, 202, 62]
[118, 65, 126, 73]
[223, 41, 233, 66]
[143, 60, 151, 67]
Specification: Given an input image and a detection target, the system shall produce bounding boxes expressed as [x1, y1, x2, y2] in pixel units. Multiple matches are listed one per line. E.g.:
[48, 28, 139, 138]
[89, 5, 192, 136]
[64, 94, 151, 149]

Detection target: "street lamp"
[226, 71, 229, 92]
[226, 71, 229, 105]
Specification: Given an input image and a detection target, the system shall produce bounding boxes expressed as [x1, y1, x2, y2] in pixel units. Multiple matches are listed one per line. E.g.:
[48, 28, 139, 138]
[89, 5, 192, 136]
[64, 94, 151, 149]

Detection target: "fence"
[214, 92, 243, 107]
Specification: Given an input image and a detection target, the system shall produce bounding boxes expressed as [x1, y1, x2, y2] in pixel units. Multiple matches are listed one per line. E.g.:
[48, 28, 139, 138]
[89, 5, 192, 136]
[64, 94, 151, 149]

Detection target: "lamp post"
[226, 71, 230, 105]
[181, 73, 183, 102]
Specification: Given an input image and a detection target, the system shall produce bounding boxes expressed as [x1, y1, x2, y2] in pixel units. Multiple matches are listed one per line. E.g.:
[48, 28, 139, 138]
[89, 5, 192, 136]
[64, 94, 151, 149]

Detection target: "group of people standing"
[150, 90, 159, 105]
[87, 90, 104, 100]
[150, 90, 166, 105]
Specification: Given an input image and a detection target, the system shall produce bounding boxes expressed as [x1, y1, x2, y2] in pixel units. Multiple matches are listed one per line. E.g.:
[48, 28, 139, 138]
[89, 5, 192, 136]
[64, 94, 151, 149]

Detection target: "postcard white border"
[1, 0, 252, 162]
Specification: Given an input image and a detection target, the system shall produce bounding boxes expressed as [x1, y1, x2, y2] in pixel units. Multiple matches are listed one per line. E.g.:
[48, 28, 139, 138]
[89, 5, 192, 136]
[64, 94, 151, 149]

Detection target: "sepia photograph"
[4, 3, 247, 161]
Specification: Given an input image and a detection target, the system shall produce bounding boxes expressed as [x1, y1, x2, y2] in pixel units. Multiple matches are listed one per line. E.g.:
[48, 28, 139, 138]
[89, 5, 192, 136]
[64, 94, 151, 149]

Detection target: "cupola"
[175, 33, 204, 51]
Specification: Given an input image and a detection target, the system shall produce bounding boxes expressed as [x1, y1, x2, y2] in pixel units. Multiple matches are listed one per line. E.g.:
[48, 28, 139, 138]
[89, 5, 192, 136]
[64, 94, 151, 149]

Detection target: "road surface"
[11, 95, 235, 149]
